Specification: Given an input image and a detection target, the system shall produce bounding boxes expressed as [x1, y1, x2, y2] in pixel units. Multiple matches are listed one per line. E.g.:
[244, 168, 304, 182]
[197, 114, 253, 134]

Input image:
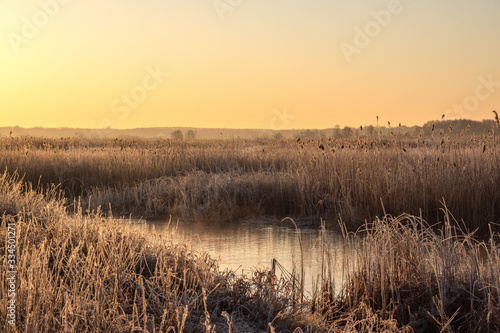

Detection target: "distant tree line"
[1, 118, 497, 140]
[421, 119, 497, 136]
[292, 119, 499, 139]
[171, 129, 197, 140]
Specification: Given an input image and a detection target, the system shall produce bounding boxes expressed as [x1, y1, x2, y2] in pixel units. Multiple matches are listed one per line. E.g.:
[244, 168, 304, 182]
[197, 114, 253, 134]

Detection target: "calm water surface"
[148, 220, 353, 296]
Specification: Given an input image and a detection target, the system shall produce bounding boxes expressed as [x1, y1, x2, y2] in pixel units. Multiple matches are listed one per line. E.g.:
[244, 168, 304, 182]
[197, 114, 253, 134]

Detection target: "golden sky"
[1, 0, 500, 129]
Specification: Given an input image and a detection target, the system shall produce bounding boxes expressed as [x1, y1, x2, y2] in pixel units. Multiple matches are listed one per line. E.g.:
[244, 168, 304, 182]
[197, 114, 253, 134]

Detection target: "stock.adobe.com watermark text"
[8, 0, 71, 54]
[6, 218, 18, 327]
[270, 107, 295, 130]
[445, 74, 500, 119]
[99, 65, 168, 129]
[213, 0, 244, 21]
[340, 0, 412, 64]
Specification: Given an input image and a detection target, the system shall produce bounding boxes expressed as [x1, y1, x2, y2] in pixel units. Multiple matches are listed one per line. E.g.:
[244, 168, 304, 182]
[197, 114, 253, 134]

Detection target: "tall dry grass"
[309, 208, 500, 332]
[1, 171, 500, 332]
[0, 172, 313, 332]
[1, 135, 498, 232]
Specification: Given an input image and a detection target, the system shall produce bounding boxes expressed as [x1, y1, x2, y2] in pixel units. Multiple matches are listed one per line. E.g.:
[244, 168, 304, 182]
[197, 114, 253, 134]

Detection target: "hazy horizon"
[0, 116, 495, 132]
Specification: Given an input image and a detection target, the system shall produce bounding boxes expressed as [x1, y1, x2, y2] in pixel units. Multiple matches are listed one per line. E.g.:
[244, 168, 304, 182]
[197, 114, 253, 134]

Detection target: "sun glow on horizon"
[1, 0, 500, 130]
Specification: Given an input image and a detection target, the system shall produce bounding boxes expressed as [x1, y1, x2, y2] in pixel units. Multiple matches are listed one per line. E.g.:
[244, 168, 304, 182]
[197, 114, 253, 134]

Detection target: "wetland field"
[1, 132, 500, 332]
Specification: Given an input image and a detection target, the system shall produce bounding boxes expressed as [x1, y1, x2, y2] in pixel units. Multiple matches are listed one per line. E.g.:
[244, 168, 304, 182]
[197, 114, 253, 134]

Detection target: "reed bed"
[318, 209, 500, 332]
[0, 173, 310, 332]
[1, 135, 499, 232]
[1, 172, 499, 332]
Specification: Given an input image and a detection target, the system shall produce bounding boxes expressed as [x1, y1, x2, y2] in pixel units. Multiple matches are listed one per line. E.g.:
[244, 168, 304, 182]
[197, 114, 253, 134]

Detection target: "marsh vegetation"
[1, 132, 499, 232]
[1, 129, 499, 332]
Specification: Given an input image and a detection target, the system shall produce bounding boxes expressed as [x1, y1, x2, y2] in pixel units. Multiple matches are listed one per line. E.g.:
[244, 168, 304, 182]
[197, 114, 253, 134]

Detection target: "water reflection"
[149, 220, 351, 296]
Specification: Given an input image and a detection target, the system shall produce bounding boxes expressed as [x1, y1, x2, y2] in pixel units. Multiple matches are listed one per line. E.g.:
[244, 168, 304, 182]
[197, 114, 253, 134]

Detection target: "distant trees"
[171, 130, 184, 140]
[170, 129, 196, 140]
[366, 125, 375, 137]
[422, 119, 497, 136]
[342, 126, 352, 138]
[296, 129, 325, 139]
[333, 125, 342, 138]
[186, 130, 197, 140]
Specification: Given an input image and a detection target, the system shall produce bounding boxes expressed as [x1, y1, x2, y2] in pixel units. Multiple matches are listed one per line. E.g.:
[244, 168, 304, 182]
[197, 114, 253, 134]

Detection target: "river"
[147, 219, 354, 296]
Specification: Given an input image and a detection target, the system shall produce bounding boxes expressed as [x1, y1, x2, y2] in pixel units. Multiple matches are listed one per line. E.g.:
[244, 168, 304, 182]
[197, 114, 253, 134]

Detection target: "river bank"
[1, 172, 499, 332]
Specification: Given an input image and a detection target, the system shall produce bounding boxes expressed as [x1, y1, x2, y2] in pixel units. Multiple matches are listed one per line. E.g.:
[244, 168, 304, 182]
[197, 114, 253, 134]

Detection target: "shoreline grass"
[332, 211, 500, 332]
[1, 172, 500, 332]
[0, 173, 308, 332]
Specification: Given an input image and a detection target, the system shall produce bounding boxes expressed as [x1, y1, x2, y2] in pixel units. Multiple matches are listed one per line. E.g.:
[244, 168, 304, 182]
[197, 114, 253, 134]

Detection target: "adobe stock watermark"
[340, 0, 411, 64]
[7, 0, 71, 54]
[6, 218, 17, 327]
[445, 74, 500, 119]
[270, 107, 295, 130]
[100, 65, 169, 129]
[213, 0, 244, 21]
